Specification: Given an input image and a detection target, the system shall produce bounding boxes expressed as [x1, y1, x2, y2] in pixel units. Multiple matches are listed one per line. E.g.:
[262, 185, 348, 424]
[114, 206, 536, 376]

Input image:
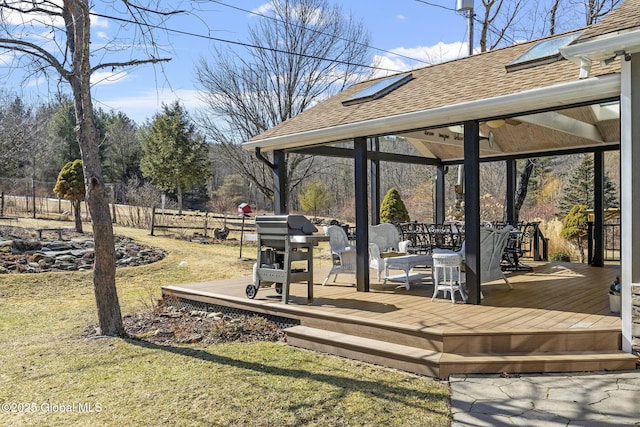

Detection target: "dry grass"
[0, 218, 450, 427]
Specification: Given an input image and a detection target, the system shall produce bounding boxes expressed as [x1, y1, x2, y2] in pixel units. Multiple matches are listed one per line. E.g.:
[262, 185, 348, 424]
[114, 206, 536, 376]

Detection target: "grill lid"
[255, 215, 317, 235]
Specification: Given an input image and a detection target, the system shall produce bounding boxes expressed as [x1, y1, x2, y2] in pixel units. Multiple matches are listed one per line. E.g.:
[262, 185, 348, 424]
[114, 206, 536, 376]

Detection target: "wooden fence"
[149, 207, 256, 238]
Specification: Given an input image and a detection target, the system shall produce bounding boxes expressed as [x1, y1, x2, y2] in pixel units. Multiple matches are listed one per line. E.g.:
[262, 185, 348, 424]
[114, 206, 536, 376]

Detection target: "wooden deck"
[162, 261, 638, 379]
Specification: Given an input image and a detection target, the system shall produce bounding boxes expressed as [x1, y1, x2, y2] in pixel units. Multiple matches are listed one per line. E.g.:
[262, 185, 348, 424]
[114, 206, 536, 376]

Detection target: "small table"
[383, 254, 432, 290]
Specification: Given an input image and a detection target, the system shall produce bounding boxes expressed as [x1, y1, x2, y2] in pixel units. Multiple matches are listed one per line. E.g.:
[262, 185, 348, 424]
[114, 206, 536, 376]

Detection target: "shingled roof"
[245, 0, 640, 161]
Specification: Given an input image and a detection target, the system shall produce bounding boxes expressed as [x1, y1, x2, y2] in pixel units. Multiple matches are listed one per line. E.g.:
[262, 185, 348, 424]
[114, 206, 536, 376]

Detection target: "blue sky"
[88, 1, 477, 124]
[1, 1, 479, 124]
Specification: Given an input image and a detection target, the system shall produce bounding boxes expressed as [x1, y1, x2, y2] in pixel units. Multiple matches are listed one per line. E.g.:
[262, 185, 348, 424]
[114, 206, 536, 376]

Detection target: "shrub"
[560, 204, 589, 263]
[549, 251, 571, 262]
[380, 188, 410, 223]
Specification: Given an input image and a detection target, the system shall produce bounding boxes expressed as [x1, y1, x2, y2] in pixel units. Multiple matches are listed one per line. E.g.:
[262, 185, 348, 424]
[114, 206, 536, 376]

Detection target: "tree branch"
[0, 38, 71, 79]
[91, 57, 171, 74]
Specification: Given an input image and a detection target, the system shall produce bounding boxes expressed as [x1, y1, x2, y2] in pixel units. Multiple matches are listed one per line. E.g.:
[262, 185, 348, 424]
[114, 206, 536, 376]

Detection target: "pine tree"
[560, 204, 589, 263]
[556, 154, 618, 218]
[380, 188, 410, 223]
[140, 101, 211, 213]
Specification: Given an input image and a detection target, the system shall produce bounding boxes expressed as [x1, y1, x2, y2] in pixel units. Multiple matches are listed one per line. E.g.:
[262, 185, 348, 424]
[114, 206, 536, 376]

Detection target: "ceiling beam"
[403, 128, 504, 153]
[289, 145, 442, 166]
[514, 111, 605, 143]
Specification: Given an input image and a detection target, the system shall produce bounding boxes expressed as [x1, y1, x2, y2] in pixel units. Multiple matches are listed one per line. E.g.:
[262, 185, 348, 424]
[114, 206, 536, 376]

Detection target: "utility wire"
[210, 0, 430, 65]
[88, 11, 405, 74]
[414, 0, 456, 12]
[414, 0, 519, 51]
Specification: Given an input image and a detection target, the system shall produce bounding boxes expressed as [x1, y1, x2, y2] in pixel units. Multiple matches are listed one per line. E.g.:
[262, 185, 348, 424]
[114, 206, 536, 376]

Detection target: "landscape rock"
[0, 226, 166, 274]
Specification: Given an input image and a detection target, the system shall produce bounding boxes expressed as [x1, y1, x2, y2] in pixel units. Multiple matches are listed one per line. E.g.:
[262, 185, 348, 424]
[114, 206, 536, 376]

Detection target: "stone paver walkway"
[450, 371, 640, 426]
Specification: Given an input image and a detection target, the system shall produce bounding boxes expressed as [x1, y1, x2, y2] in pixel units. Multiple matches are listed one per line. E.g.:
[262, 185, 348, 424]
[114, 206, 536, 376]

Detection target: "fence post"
[111, 184, 117, 224]
[31, 179, 36, 219]
[204, 212, 208, 237]
[0, 192, 4, 217]
[150, 206, 156, 236]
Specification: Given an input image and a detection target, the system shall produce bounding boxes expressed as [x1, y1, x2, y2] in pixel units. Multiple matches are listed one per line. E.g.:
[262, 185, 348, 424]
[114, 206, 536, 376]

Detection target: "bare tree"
[0, 1, 174, 336]
[195, 0, 372, 207]
[477, 0, 525, 52]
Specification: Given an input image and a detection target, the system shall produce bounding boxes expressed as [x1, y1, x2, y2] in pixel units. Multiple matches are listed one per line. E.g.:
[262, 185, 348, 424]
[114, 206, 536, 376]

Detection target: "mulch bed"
[84, 302, 286, 345]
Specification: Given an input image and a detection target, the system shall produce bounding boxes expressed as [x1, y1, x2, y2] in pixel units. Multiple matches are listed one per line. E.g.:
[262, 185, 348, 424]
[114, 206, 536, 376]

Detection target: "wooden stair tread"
[286, 325, 441, 363]
[441, 351, 639, 363]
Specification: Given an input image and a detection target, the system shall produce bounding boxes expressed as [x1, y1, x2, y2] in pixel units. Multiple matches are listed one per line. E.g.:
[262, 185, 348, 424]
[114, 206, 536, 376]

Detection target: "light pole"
[454, 1, 475, 219]
[456, 0, 474, 56]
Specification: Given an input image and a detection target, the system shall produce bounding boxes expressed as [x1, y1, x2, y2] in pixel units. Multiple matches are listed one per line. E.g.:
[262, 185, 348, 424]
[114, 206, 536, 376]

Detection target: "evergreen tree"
[380, 188, 410, 223]
[53, 160, 85, 233]
[560, 204, 589, 263]
[140, 101, 211, 213]
[556, 154, 618, 218]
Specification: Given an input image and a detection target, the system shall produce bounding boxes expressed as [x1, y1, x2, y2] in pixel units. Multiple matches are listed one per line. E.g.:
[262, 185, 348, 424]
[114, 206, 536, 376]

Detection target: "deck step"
[439, 351, 639, 378]
[285, 325, 442, 377]
[286, 326, 639, 379]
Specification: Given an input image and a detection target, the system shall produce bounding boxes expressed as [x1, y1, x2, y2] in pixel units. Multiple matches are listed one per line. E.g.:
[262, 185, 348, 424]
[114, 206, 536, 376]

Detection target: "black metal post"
[463, 121, 481, 304]
[370, 137, 381, 225]
[273, 150, 287, 215]
[354, 137, 370, 292]
[593, 151, 604, 267]
[436, 164, 446, 224]
[505, 159, 516, 225]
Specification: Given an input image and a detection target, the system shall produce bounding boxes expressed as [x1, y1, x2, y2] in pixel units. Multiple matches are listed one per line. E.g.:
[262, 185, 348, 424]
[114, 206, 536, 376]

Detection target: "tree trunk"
[177, 185, 183, 214]
[514, 159, 537, 223]
[65, 0, 123, 336]
[73, 200, 83, 233]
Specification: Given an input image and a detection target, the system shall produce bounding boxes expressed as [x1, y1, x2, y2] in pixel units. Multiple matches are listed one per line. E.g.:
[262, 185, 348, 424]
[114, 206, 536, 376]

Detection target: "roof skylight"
[342, 73, 412, 106]
[506, 32, 581, 72]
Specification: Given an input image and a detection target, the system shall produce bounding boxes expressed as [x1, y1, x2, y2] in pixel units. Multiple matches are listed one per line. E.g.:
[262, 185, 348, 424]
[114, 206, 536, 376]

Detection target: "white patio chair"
[322, 225, 357, 285]
[369, 223, 411, 253]
[368, 223, 411, 281]
[479, 225, 513, 289]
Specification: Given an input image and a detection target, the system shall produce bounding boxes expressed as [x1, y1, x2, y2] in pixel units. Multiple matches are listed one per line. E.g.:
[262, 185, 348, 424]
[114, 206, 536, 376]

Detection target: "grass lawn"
[0, 219, 450, 426]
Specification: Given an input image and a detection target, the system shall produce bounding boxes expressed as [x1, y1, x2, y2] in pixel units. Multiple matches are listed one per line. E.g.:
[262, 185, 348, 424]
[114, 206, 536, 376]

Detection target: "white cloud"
[91, 71, 129, 86]
[251, 2, 275, 16]
[371, 41, 469, 77]
[26, 76, 47, 88]
[1, 2, 64, 27]
[90, 13, 109, 29]
[96, 88, 207, 124]
[396, 15, 406, 20]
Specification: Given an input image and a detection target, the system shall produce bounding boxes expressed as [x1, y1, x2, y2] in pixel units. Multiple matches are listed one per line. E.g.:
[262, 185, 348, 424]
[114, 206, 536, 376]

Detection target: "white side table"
[431, 253, 466, 303]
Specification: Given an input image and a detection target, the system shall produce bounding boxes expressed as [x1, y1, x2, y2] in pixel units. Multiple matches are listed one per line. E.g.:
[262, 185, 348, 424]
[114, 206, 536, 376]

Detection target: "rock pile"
[0, 233, 166, 274]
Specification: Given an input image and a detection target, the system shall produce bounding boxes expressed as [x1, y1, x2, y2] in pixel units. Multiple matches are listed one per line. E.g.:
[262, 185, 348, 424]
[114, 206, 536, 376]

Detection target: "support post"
[592, 151, 604, 267]
[370, 137, 381, 225]
[620, 52, 640, 352]
[150, 206, 156, 236]
[436, 164, 446, 224]
[463, 121, 481, 304]
[354, 137, 370, 292]
[273, 150, 287, 215]
[505, 159, 517, 225]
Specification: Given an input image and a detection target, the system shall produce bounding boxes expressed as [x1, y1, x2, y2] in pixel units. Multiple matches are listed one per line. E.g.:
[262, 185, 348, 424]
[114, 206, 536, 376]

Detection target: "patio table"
[383, 253, 432, 290]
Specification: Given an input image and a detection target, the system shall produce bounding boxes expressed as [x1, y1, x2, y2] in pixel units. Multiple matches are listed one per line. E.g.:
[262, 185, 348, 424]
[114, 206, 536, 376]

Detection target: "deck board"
[163, 261, 621, 334]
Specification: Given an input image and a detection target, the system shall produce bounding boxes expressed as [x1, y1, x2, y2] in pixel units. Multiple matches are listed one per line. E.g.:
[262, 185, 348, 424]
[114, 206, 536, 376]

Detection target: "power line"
[88, 11, 405, 75]
[210, 0, 430, 66]
[414, 0, 456, 12]
[413, 0, 519, 51]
